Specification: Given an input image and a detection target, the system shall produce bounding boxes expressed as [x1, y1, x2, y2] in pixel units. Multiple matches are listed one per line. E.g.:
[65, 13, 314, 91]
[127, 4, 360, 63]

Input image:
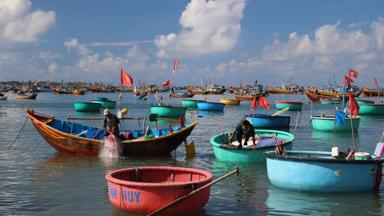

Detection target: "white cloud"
[155, 0, 245, 57]
[0, 0, 55, 44]
[84, 40, 153, 47]
[213, 18, 384, 84]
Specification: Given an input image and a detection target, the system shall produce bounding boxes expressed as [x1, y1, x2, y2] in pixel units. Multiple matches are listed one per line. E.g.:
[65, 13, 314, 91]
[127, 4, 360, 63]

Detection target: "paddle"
[271, 107, 289, 116]
[146, 167, 240, 216]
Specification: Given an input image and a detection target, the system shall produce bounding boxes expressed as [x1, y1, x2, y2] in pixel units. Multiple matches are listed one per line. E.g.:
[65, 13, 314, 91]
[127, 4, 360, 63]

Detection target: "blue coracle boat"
[265, 150, 383, 192]
[197, 101, 225, 111]
[246, 114, 290, 129]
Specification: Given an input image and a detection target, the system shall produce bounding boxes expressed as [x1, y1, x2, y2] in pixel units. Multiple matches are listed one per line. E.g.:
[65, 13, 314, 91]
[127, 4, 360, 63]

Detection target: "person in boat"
[274, 140, 286, 156]
[345, 148, 355, 160]
[228, 120, 256, 149]
[103, 109, 120, 137]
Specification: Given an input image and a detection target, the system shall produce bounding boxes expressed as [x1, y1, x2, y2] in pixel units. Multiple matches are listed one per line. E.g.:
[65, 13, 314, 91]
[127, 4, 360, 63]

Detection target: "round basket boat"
[74, 102, 101, 112]
[106, 166, 213, 215]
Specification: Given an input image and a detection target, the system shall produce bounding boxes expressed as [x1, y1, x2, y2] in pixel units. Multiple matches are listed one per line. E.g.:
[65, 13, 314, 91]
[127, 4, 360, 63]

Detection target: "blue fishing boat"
[197, 101, 225, 111]
[210, 129, 294, 163]
[245, 114, 290, 129]
[265, 150, 384, 192]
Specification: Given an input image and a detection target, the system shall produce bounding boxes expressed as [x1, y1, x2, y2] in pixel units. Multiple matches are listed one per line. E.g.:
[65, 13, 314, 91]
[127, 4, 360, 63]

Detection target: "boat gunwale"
[275, 101, 303, 105]
[105, 166, 213, 188]
[310, 115, 360, 120]
[246, 114, 291, 119]
[265, 150, 383, 164]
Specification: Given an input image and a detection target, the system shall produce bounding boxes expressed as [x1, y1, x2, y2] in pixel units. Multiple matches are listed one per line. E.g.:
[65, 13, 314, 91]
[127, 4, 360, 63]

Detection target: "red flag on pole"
[250, 96, 258, 109]
[258, 96, 271, 110]
[344, 75, 354, 86]
[161, 80, 170, 87]
[120, 68, 133, 87]
[173, 59, 180, 74]
[348, 92, 359, 117]
[348, 69, 359, 78]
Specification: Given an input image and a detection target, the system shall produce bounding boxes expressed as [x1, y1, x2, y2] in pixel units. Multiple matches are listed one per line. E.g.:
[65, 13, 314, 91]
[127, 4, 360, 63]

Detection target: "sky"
[0, 0, 383, 86]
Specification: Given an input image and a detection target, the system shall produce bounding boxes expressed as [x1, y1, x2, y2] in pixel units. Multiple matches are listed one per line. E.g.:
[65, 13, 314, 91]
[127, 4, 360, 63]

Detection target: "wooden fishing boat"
[197, 102, 225, 111]
[150, 105, 186, 118]
[265, 149, 384, 192]
[362, 87, 384, 97]
[106, 166, 213, 215]
[71, 89, 86, 95]
[266, 87, 296, 94]
[318, 89, 361, 98]
[182, 99, 204, 108]
[210, 129, 294, 163]
[359, 104, 384, 115]
[304, 90, 321, 102]
[310, 114, 360, 132]
[25, 108, 197, 156]
[234, 93, 262, 101]
[246, 114, 290, 129]
[169, 92, 194, 98]
[219, 98, 240, 106]
[187, 87, 209, 95]
[15, 93, 37, 100]
[357, 99, 375, 105]
[0, 93, 7, 100]
[52, 87, 71, 94]
[275, 101, 302, 110]
[74, 102, 101, 112]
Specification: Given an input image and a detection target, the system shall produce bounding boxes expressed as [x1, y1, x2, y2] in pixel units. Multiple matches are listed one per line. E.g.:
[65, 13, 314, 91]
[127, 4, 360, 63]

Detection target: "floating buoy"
[121, 108, 128, 115]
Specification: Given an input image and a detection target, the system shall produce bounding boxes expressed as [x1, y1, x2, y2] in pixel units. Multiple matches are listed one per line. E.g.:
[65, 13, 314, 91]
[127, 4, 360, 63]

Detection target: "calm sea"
[0, 92, 383, 215]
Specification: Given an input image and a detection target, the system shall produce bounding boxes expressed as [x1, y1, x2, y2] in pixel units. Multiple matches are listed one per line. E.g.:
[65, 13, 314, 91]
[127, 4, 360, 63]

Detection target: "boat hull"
[210, 130, 295, 163]
[197, 102, 225, 111]
[359, 104, 384, 115]
[275, 101, 302, 110]
[266, 151, 382, 192]
[246, 114, 290, 129]
[219, 98, 240, 106]
[26, 109, 197, 157]
[91, 100, 116, 109]
[0, 96, 7, 100]
[181, 99, 202, 108]
[310, 115, 360, 132]
[150, 105, 186, 118]
[74, 102, 101, 112]
[106, 166, 212, 215]
[357, 99, 375, 105]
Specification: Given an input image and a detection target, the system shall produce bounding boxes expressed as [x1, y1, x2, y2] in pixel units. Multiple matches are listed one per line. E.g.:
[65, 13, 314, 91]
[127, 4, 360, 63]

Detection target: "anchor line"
[7, 116, 29, 150]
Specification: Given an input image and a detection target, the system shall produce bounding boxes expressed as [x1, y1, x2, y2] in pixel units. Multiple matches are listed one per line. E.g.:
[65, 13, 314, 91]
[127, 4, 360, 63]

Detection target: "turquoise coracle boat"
[182, 99, 203, 108]
[74, 102, 101, 112]
[359, 104, 384, 115]
[91, 98, 116, 109]
[210, 129, 295, 163]
[357, 99, 375, 105]
[150, 105, 186, 118]
[275, 101, 303, 110]
[246, 114, 290, 129]
[310, 115, 360, 132]
[266, 150, 384, 192]
[197, 101, 225, 111]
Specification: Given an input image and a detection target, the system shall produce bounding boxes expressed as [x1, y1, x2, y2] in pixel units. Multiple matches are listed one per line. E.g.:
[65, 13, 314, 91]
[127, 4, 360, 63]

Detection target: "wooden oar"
[146, 167, 240, 216]
[271, 107, 289, 116]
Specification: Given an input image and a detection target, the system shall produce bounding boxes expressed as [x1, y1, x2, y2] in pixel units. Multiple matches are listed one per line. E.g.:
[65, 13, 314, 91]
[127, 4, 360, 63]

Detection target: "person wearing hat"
[228, 120, 256, 149]
[103, 109, 120, 137]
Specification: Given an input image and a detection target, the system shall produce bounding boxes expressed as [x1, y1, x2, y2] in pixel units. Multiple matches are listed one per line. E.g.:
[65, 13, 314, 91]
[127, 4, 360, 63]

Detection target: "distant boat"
[362, 87, 384, 97]
[359, 104, 384, 115]
[356, 99, 375, 105]
[319, 98, 341, 105]
[210, 129, 294, 163]
[0, 93, 7, 100]
[15, 93, 37, 100]
[275, 101, 302, 110]
[26, 108, 197, 157]
[304, 90, 321, 102]
[219, 98, 240, 106]
[234, 94, 260, 101]
[74, 102, 101, 112]
[266, 149, 384, 192]
[310, 114, 360, 132]
[266, 87, 296, 94]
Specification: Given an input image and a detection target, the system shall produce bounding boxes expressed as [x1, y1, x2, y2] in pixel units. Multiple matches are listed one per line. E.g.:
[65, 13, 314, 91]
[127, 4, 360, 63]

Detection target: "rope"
[7, 116, 29, 149]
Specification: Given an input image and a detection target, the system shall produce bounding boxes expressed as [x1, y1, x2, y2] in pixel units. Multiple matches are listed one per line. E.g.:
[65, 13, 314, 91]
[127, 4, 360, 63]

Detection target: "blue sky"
[1, 0, 383, 86]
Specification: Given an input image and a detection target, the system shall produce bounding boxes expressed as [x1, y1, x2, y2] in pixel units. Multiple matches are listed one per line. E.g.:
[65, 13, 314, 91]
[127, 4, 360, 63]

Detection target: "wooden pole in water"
[350, 115, 356, 150]
[293, 111, 301, 135]
[146, 168, 240, 216]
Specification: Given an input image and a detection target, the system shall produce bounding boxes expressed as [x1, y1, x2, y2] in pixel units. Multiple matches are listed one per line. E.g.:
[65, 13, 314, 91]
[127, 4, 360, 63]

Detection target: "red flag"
[344, 75, 354, 86]
[258, 96, 271, 110]
[120, 68, 133, 87]
[173, 59, 180, 74]
[250, 96, 258, 109]
[161, 80, 170, 87]
[372, 78, 379, 88]
[348, 69, 359, 78]
[348, 92, 359, 117]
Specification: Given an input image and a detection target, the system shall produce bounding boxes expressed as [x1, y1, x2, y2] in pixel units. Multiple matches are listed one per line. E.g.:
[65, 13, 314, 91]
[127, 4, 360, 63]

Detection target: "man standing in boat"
[228, 120, 256, 149]
[103, 109, 120, 137]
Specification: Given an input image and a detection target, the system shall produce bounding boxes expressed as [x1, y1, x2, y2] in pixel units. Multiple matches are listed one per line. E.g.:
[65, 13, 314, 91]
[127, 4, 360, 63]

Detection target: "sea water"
[0, 92, 384, 215]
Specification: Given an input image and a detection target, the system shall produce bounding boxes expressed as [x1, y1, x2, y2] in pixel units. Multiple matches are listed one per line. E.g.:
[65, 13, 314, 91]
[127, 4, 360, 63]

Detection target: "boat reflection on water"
[266, 186, 382, 215]
[198, 110, 224, 117]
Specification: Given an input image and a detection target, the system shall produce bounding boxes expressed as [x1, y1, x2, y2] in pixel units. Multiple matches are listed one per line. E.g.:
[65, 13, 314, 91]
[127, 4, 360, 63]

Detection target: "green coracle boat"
[181, 99, 203, 108]
[91, 99, 116, 109]
[359, 104, 384, 115]
[210, 129, 295, 163]
[74, 102, 101, 112]
[150, 105, 186, 118]
[356, 99, 375, 105]
[310, 115, 360, 132]
[275, 101, 303, 110]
